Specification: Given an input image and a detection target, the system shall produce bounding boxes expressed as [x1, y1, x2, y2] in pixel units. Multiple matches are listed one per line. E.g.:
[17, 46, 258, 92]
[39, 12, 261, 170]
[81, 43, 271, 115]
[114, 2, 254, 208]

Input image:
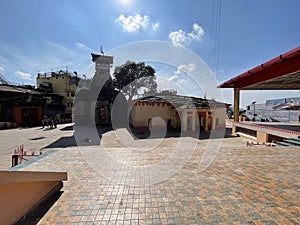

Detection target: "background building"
[246, 97, 300, 122]
[129, 94, 229, 132]
[37, 70, 91, 120]
[0, 84, 64, 127]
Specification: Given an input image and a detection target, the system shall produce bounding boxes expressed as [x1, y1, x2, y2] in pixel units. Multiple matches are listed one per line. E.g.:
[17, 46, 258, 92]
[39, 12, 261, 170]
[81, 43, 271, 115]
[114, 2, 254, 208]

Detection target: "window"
[71, 92, 75, 97]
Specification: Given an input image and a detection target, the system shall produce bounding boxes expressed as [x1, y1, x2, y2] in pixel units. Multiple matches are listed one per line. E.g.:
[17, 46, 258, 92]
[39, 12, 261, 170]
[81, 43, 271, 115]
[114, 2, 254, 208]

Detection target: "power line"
[210, 0, 222, 77]
[215, 0, 222, 77]
[0, 72, 10, 85]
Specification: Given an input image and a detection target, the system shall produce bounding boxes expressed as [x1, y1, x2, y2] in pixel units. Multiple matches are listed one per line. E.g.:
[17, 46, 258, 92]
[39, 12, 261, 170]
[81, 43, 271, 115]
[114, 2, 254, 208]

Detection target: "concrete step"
[284, 139, 300, 146]
[276, 141, 293, 146]
[292, 138, 300, 143]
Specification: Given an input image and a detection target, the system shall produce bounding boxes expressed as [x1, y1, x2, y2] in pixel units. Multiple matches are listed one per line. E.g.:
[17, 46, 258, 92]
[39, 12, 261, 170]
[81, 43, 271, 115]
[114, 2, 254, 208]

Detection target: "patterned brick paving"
[0, 124, 74, 170]
[12, 132, 300, 225]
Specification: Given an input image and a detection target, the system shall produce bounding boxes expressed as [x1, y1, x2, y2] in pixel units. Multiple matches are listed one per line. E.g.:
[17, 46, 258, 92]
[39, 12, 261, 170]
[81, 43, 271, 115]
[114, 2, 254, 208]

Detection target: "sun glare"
[119, 0, 130, 4]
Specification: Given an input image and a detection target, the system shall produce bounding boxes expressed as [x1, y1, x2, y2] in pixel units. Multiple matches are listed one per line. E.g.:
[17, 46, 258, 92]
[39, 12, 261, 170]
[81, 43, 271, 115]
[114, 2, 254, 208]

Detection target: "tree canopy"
[113, 61, 157, 100]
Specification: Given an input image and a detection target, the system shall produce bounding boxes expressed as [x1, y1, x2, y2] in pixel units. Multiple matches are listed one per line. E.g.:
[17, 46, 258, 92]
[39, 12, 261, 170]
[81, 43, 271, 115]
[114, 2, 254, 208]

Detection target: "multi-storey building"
[36, 70, 90, 118]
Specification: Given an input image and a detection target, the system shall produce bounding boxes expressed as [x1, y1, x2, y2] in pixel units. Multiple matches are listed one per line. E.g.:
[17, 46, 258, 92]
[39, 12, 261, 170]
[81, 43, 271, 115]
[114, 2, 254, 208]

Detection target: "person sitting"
[52, 116, 57, 128]
[42, 116, 48, 128]
[48, 117, 54, 129]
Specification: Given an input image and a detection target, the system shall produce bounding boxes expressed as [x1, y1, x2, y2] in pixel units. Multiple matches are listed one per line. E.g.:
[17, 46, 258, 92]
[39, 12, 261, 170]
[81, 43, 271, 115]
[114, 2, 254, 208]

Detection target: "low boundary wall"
[232, 122, 300, 143]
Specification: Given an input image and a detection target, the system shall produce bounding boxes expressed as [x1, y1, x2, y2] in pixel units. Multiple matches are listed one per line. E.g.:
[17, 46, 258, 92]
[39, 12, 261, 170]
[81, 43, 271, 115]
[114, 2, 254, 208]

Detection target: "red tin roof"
[218, 46, 300, 90]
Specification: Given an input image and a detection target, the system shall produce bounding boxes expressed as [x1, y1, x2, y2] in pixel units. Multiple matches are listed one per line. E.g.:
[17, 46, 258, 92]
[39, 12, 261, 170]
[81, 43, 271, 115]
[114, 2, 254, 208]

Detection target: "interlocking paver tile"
[7, 128, 300, 225]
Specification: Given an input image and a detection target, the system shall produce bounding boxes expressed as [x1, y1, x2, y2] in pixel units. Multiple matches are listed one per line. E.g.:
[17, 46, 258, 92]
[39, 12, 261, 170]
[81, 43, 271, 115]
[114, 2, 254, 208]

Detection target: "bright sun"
[119, 0, 130, 3]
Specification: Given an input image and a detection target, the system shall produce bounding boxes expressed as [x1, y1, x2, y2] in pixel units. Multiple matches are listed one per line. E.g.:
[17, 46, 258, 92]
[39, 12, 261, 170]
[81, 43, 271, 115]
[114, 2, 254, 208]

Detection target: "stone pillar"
[192, 110, 196, 132]
[232, 125, 237, 134]
[204, 112, 209, 131]
[257, 131, 269, 144]
[212, 114, 216, 130]
[234, 88, 240, 122]
[181, 111, 187, 132]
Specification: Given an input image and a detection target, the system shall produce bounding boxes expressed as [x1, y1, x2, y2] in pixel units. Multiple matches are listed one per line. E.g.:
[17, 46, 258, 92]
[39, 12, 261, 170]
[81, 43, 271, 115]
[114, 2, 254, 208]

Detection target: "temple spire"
[100, 45, 104, 55]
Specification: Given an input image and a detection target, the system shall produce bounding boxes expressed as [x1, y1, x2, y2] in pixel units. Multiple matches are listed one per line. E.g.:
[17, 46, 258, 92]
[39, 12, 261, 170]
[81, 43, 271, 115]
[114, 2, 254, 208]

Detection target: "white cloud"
[169, 23, 205, 46]
[178, 79, 187, 84]
[167, 75, 187, 84]
[46, 41, 76, 58]
[168, 29, 187, 47]
[47, 41, 69, 52]
[152, 23, 160, 31]
[167, 75, 179, 82]
[175, 63, 196, 75]
[188, 23, 205, 41]
[14, 71, 33, 80]
[116, 14, 159, 33]
[75, 42, 92, 52]
[0, 40, 96, 85]
[157, 77, 178, 92]
[0, 66, 5, 72]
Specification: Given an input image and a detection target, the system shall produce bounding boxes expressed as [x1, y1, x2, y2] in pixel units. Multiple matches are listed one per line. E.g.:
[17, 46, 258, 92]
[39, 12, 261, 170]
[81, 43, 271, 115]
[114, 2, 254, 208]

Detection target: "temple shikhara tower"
[75, 48, 114, 126]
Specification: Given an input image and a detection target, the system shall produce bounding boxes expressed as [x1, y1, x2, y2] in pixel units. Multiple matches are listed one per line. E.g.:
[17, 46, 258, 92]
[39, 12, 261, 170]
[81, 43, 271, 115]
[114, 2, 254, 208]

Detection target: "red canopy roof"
[218, 46, 300, 90]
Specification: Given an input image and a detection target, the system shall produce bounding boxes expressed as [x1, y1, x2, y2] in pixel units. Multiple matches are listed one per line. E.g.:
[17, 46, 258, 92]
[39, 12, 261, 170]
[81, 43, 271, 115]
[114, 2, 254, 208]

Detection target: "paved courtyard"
[1, 125, 300, 224]
[0, 124, 74, 170]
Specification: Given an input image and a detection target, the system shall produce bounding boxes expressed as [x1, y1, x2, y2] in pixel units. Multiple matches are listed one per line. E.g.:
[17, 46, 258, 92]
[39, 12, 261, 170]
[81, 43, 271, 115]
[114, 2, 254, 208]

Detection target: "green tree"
[113, 61, 157, 100]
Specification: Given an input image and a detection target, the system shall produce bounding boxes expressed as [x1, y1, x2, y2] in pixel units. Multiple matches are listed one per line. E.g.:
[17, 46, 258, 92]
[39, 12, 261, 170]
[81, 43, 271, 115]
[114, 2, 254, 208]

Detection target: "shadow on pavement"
[43, 126, 113, 148]
[43, 136, 78, 148]
[60, 125, 73, 131]
[43, 125, 236, 149]
[128, 127, 181, 140]
[128, 127, 235, 140]
[199, 128, 237, 140]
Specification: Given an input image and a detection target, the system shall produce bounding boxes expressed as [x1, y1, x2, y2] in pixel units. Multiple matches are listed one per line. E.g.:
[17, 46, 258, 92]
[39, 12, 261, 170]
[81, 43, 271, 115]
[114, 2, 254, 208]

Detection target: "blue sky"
[0, 0, 300, 107]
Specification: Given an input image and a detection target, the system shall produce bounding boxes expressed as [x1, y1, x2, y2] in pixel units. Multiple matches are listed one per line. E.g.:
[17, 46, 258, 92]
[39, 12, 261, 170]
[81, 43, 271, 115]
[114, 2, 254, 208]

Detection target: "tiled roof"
[133, 94, 229, 109]
[0, 84, 40, 95]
